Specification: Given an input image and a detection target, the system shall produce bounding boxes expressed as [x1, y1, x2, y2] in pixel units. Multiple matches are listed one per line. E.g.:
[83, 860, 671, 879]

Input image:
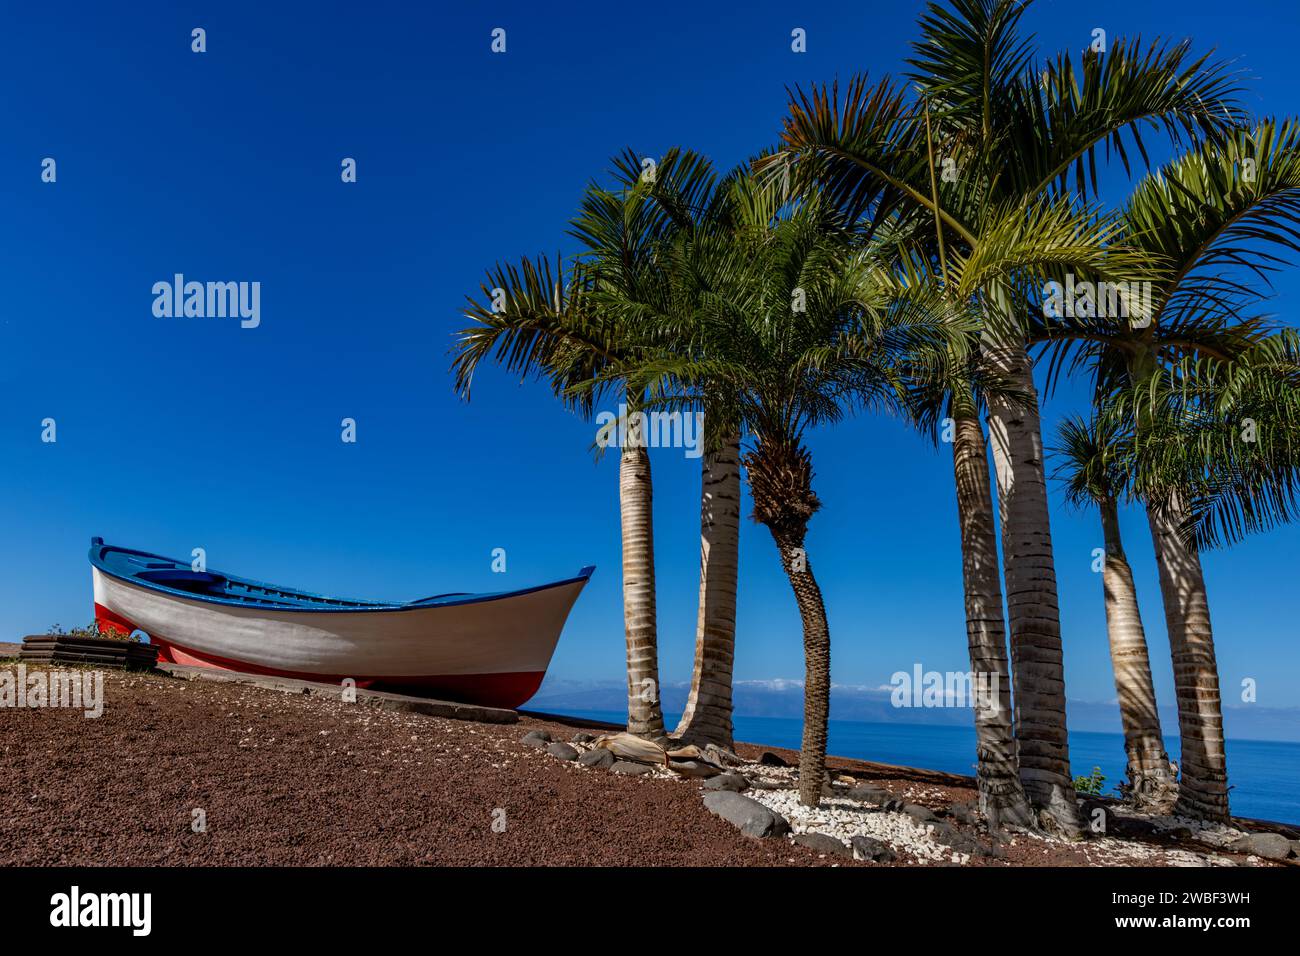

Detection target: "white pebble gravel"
[746, 788, 960, 864]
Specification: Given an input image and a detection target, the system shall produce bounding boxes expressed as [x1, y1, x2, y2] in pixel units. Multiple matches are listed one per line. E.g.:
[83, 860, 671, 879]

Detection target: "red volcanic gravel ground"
[0, 667, 836, 866]
[0, 666, 1277, 867]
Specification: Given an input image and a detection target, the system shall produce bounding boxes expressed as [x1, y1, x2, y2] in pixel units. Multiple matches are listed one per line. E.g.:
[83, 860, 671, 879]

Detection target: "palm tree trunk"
[675, 437, 741, 748]
[983, 315, 1082, 834]
[1098, 496, 1177, 808]
[620, 423, 665, 740]
[743, 439, 828, 807]
[951, 408, 1035, 828]
[1146, 492, 1230, 821]
[766, 524, 830, 807]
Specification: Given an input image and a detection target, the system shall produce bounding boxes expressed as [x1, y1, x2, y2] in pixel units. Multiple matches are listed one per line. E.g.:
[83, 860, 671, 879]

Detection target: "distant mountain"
[529, 677, 1300, 743]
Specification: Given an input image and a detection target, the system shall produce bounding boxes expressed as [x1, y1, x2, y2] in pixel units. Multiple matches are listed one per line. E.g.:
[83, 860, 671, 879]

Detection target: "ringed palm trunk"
[620, 409, 665, 740]
[1146, 491, 1230, 821]
[1098, 496, 1177, 808]
[950, 406, 1035, 828]
[982, 300, 1082, 834]
[745, 440, 828, 807]
[675, 437, 741, 748]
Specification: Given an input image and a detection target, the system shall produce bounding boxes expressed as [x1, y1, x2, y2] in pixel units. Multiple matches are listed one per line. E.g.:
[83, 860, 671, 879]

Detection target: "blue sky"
[2, 0, 1299, 713]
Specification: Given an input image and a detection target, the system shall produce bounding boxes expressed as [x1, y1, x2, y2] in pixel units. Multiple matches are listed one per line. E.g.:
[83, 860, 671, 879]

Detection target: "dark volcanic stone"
[669, 760, 721, 779]
[1108, 814, 1159, 839]
[759, 752, 790, 767]
[903, 804, 937, 823]
[847, 784, 893, 806]
[545, 742, 579, 761]
[703, 773, 750, 792]
[1231, 832, 1291, 860]
[610, 760, 651, 776]
[927, 822, 981, 856]
[946, 802, 976, 824]
[851, 835, 897, 863]
[793, 832, 852, 858]
[520, 730, 552, 749]
[702, 792, 790, 838]
[577, 748, 615, 769]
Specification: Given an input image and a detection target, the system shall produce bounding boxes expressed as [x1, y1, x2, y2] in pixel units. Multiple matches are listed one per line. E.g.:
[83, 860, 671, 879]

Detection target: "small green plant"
[46, 621, 138, 642]
[1073, 766, 1106, 796]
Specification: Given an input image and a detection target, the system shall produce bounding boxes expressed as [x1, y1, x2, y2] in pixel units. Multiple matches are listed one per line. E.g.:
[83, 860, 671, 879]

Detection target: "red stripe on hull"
[94, 602, 545, 709]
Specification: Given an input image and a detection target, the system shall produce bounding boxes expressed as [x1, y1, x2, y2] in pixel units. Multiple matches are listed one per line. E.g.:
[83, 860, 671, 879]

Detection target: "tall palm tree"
[453, 180, 678, 739]
[759, 0, 1242, 830]
[1053, 414, 1177, 807]
[889, 197, 1158, 828]
[600, 150, 746, 748]
[675, 431, 742, 748]
[1034, 119, 1300, 819]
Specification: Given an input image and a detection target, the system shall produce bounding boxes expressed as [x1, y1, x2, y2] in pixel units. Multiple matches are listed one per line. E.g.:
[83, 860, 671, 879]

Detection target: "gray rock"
[703, 773, 750, 792]
[545, 742, 580, 761]
[703, 791, 791, 838]
[851, 835, 897, 863]
[1291, 840, 1300, 860]
[520, 730, 552, 749]
[1109, 814, 1158, 839]
[946, 802, 977, 824]
[747, 778, 791, 791]
[846, 784, 892, 805]
[793, 832, 852, 858]
[1231, 832, 1292, 860]
[927, 822, 981, 855]
[904, 803, 938, 823]
[570, 732, 597, 744]
[669, 760, 722, 779]
[577, 748, 615, 769]
[610, 760, 651, 776]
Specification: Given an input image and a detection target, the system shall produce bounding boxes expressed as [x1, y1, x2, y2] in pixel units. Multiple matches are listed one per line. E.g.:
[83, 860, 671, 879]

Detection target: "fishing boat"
[88, 538, 593, 708]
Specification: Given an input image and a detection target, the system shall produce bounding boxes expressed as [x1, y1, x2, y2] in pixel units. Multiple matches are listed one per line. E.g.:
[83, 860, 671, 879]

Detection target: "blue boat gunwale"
[89, 538, 595, 613]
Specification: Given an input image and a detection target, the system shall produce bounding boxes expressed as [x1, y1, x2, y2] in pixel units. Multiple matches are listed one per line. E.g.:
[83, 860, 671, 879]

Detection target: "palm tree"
[1034, 119, 1300, 819]
[617, 186, 970, 806]
[599, 150, 746, 749]
[1053, 414, 1177, 808]
[760, 0, 1242, 830]
[887, 193, 1158, 829]
[453, 181, 677, 740]
[675, 432, 742, 748]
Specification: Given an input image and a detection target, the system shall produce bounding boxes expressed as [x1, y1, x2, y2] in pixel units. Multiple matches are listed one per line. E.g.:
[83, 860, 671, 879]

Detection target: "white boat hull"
[92, 567, 586, 707]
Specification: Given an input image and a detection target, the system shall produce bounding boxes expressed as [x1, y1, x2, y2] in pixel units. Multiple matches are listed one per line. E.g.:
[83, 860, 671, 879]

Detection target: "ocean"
[559, 709, 1300, 826]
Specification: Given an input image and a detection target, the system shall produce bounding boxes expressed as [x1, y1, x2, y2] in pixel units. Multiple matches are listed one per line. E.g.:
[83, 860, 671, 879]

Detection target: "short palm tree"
[1053, 413, 1177, 808]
